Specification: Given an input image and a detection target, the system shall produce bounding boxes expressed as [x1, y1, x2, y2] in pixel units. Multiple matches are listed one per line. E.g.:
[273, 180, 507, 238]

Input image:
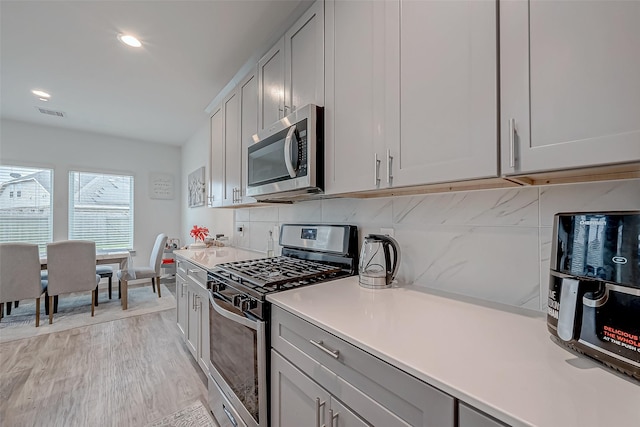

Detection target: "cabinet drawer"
[271, 306, 455, 427]
[176, 258, 207, 289]
[459, 403, 508, 427]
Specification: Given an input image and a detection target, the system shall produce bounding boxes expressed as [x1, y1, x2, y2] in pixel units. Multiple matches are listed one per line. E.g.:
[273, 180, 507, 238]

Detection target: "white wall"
[0, 118, 182, 268]
[180, 119, 233, 246]
[232, 179, 640, 312]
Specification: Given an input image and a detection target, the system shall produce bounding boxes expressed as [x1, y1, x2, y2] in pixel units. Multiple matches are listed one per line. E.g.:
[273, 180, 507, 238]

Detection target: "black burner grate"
[217, 256, 342, 288]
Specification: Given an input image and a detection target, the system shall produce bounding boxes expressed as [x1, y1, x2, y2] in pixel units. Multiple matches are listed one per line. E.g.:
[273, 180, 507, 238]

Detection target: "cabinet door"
[391, 0, 498, 187]
[196, 292, 209, 374]
[500, 0, 640, 174]
[284, 0, 324, 114]
[258, 39, 285, 130]
[223, 89, 240, 206]
[240, 70, 258, 204]
[209, 106, 224, 207]
[175, 273, 188, 338]
[324, 0, 391, 194]
[271, 350, 330, 427]
[185, 287, 198, 357]
[330, 397, 370, 427]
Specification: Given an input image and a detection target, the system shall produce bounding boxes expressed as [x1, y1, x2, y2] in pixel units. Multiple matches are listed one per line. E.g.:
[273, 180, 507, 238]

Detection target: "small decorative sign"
[149, 172, 174, 200]
[188, 166, 206, 207]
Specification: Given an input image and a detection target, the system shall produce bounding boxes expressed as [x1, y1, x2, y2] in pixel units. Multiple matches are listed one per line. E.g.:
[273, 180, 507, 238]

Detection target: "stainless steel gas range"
[206, 224, 359, 427]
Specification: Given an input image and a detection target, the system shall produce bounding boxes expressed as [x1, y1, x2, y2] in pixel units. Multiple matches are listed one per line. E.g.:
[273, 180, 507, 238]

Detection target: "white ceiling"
[0, 0, 310, 146]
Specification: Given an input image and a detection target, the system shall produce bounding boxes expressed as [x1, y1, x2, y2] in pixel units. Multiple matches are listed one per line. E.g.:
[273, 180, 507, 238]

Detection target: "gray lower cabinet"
[458, 403, 508, 427]
[271, 305, 455, 427]
[271, 350, 369, 427]
[175, 256, 210, 375]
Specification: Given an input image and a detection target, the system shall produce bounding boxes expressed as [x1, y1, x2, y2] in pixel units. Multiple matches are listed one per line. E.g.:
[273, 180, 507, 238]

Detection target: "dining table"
[40, 250, 131, 309]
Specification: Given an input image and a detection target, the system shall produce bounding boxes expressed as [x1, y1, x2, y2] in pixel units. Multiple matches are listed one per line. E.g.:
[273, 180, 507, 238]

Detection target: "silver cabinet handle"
[374, 153, 381, 186]
[386, 149, 393, 184]
[310, 339, 339, 359]
[187, 269, 199, 276]
[329, 409, 338, 427]
[315, 397, 326, 427]
[181, 282, 186, 297]
[509, 118, 516, 169]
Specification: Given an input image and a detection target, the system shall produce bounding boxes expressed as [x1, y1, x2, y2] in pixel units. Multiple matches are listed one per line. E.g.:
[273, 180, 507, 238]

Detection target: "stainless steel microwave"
[246, 104, 323, 200]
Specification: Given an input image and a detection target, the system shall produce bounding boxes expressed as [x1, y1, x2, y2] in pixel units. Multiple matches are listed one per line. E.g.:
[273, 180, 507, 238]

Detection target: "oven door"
[208, 290, 267, 427]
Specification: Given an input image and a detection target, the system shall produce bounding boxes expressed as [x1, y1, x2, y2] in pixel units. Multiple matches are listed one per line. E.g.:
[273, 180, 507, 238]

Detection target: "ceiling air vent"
[35, 107, 66, 117]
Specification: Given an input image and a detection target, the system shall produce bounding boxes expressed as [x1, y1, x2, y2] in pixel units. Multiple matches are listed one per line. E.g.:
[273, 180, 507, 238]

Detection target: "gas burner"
[213, 256, 343, 289]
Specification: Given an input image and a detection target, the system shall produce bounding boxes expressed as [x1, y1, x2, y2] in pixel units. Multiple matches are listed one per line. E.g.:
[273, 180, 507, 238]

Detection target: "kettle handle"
[370, 234, 401, 283]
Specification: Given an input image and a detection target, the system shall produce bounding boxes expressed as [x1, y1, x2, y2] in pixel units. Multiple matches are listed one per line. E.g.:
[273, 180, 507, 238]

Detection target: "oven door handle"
[210, 292, 259, 331]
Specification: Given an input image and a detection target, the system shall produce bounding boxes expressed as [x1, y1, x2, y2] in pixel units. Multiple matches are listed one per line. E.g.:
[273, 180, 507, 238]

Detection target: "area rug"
[146, 400, 217, 427]
[0, 283, 175, 343]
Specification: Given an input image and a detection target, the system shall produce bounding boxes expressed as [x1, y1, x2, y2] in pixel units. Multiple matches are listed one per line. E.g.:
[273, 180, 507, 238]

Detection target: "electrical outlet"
[380, 227, 394, 237]
[236, 224, 244, 236]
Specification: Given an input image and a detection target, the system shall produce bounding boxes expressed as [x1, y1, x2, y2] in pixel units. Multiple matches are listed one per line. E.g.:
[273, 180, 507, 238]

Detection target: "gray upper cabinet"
[222, 90, 240, 206]
[209, 106, 224, 208]
[500, 0, 640, 175]
[284, 0, 324, 115]
[392, 0, 498, 187]
[239, 70, 258, 204]
[258, 39, 284, 130]
[325, 0, 498, 194]
[258, 0, 324, 131]
[324, 0, 392, 194]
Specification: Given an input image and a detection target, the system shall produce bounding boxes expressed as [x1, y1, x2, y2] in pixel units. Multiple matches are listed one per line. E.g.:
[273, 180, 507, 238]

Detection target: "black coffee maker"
[547, 211, 639, 380]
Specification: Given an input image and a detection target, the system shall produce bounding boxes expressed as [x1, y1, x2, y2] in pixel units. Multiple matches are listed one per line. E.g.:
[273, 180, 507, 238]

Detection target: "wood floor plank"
[0, 308, 210, 427]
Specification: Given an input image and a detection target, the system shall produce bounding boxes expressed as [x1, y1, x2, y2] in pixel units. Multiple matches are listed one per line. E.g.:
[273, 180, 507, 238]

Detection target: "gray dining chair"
[0, 243, 48, 327]
[46, 240, 101, 324]
[117, 233, 167, 310]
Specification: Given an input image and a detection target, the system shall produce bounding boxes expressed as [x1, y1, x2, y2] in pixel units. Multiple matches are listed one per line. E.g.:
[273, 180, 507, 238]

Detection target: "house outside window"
[0, 165, 53, 255]
[68, 171, 134, 251]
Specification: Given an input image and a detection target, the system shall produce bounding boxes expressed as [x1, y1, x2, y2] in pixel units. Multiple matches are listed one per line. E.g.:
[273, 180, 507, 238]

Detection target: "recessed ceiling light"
[118, 33, 142, 48]
[32, 89, 50, 98]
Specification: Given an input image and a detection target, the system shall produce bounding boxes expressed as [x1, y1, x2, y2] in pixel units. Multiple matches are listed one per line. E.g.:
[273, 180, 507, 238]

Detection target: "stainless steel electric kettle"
[359, 234, 401, 288]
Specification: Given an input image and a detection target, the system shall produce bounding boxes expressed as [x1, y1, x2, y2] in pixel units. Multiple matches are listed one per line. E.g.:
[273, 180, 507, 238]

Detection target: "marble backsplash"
[232, 179, 640, 312]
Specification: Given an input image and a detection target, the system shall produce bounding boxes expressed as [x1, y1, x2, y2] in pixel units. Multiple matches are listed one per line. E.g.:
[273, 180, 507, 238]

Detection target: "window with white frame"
[68, 171, 134, 251]
[0, 165, 54, 255]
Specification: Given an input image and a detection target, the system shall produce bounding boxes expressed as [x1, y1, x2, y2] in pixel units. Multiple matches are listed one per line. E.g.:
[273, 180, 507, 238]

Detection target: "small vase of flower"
[189, 225, 209, 249]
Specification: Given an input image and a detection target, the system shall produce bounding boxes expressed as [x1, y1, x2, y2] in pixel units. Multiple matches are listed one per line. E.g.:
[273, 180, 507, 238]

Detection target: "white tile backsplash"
[321, 197, 393, 224]
[233, 178, 639, 312]
[396, 224, 540, 309]
[539, 179, 640, 226]
[249, 206, 279, 222]
[394, 187, 539, 227]
[279, 200, 322, 223]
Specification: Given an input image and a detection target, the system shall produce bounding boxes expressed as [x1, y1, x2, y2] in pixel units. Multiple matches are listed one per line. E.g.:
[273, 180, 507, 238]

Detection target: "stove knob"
[233, 295, 247, 308]
[240, 299, 251, 312]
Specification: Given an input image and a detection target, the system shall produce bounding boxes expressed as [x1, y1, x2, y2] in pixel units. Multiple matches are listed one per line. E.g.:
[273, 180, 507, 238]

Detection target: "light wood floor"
[0, 305, 212, 427]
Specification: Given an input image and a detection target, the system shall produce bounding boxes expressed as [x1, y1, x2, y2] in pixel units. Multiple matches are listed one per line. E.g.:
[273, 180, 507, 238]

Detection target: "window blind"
[0, 165, 53, 256]
[68, 171, 134, 251]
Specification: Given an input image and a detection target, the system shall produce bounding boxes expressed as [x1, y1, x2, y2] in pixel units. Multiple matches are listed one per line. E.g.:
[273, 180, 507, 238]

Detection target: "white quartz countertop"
[173, 247, 264, 270]
[267, 277, 640, 427]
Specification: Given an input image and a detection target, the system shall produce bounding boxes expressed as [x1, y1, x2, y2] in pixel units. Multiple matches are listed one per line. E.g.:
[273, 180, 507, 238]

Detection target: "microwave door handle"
[284, 125, 297, 178]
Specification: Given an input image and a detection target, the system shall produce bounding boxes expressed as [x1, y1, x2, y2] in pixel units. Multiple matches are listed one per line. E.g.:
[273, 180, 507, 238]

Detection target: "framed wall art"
[149, 172, 174, 200]
[187, 166, 206, 207]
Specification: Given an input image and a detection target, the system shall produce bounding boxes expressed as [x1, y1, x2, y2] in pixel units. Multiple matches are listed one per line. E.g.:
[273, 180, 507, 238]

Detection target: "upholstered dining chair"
[117, 233, 167, 310]
[46, 240, 101, 324]
[0, 243, 47, 327]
